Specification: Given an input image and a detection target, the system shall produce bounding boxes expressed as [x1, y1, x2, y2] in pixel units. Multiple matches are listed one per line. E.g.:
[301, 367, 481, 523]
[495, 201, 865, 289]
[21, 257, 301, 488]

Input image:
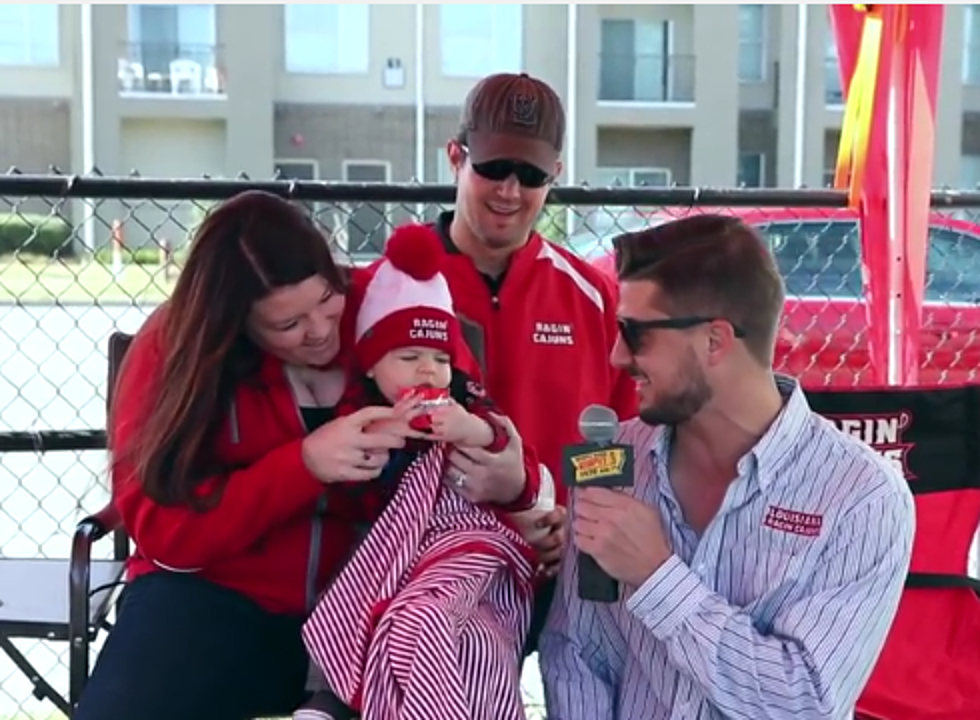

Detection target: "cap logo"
[510, 92, 539, 127]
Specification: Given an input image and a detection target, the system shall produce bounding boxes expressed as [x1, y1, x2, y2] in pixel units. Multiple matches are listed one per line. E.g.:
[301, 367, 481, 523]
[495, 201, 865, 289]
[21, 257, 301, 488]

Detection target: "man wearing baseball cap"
[413, 71, 638, 657]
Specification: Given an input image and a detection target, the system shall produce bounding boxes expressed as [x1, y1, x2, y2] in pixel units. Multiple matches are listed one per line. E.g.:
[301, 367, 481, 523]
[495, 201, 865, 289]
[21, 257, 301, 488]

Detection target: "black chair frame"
[0, 332, 132, 717]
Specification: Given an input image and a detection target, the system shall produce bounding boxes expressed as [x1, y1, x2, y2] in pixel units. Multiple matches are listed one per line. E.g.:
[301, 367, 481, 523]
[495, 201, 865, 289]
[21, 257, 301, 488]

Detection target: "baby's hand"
[428, 400, 494, 447]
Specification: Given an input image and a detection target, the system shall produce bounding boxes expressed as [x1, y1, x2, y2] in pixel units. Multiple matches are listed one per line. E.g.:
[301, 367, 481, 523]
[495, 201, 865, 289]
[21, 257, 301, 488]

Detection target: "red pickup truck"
[567, 207, 980, 388]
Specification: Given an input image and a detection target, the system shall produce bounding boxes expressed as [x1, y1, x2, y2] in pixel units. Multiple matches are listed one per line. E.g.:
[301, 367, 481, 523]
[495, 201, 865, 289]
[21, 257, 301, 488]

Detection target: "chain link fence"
[2, 173, 980, 718]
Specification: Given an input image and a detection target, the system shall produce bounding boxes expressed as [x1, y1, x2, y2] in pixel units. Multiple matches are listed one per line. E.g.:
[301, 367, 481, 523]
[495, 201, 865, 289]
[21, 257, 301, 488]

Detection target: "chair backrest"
[105, 331, 134, 559]
[106, 331, 134, 415]
[805, 384, 980, 720]
[806, 385, 980, 579]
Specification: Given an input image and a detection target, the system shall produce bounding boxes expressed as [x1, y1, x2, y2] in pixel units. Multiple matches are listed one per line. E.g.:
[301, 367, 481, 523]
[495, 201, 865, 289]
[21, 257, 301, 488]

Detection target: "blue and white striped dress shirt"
[540, 376, 915, 720]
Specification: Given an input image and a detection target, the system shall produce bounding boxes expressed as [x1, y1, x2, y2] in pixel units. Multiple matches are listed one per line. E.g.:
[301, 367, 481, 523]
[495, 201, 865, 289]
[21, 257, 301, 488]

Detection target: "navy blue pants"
[73, 572, 310, 720]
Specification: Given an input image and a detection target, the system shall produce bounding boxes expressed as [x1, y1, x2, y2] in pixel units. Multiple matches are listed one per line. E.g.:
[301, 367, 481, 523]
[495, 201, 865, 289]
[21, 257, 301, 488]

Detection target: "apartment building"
[0, 5, 978, 223]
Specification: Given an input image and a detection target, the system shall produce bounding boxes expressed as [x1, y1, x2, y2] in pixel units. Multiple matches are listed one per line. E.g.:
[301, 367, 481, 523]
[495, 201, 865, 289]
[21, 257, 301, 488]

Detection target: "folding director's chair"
[807, 384, 980, 720]
[0, 331, 134, 717]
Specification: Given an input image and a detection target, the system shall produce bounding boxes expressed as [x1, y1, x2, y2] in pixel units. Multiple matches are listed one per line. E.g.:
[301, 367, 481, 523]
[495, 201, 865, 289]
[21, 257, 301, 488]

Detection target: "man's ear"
[446, 140, 465, 176]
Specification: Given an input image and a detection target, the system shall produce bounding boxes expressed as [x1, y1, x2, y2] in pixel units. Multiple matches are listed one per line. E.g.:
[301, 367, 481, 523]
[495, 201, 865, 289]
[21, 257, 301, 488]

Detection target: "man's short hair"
[612, 214, 786, 365]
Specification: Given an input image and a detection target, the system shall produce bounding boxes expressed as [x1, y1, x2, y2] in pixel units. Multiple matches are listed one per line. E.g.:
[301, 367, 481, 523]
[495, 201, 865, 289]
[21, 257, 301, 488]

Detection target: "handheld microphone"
[562, 405, 635, 603]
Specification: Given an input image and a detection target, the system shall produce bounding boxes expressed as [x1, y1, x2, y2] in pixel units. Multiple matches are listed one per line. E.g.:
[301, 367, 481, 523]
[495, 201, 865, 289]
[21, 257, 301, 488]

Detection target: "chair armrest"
[74, 503, 121, 545]
[70, 502, 122, 604]
[69, 502, 124, 646]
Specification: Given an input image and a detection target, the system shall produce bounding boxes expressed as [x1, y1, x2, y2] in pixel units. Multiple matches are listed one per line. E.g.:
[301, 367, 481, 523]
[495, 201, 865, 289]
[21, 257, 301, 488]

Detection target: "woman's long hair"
[114, 191, 348, 507]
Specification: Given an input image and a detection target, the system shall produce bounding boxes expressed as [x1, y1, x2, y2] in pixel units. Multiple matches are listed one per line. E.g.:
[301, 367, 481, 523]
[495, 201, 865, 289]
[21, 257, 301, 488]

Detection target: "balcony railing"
[825, 58, 844, 106]
[598, 52, 695, 104]
[118, 42, 226, 97]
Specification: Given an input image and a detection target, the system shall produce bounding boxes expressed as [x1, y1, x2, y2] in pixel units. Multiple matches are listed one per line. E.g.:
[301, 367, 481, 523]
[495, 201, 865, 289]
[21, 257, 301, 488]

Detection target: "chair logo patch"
[827, 411, 916, 480]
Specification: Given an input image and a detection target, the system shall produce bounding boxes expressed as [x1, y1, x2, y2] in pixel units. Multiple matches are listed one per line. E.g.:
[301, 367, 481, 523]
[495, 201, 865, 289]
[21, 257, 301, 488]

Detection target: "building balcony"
[597, 52, 695, 105]
[118, 42, 226, 97]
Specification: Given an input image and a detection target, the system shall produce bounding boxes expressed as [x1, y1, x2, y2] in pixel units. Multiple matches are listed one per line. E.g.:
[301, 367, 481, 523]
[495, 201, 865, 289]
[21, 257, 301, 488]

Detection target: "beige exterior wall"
[0, 3, 974, 198]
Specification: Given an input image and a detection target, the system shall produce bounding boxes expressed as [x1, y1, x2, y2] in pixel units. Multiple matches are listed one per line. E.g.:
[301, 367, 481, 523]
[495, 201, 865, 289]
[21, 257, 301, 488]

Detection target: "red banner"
[830, 5, 943, 386]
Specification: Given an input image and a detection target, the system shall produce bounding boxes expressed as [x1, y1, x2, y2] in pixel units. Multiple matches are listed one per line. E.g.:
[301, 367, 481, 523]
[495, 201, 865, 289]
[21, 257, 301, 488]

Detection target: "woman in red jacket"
[73, 191, 541, 720]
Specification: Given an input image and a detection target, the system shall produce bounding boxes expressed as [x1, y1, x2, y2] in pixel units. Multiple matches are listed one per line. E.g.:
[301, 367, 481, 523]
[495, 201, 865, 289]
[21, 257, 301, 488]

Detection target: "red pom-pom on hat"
[383, 224, 443, 280]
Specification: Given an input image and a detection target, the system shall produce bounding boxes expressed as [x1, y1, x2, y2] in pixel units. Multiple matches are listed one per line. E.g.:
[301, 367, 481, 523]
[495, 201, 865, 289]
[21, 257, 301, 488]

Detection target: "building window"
[738, 5, 765, 82]
[0, 4, 58, 67]
[284, 4, 369, 75]
[960, 155, 980, 189]
[965, 7, 980, 85]
[594, 167, 672, 188]
[825, 33, 844, 105]
[434, 150, 455, 185]
[276, 159, 320, 222]
[343, 161, 391, 261]
[738, 152, 765, 187]
[440, 5, 522, 78]
[599, 19, 691, 103]
[275, 159, 318, 181]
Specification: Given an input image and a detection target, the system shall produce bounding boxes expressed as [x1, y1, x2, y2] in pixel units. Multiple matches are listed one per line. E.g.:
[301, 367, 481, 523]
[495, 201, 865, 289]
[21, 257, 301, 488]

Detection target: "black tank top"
[300, 406, 336, 431]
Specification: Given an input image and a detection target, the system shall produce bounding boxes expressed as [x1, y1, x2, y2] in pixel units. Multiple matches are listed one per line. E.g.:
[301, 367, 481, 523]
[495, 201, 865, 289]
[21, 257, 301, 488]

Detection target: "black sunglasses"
[460, 146, 553, 189]
[617, 316, 748, 354]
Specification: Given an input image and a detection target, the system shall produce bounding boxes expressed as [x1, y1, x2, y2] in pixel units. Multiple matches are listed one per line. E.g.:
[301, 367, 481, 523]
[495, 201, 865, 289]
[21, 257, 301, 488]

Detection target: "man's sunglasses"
[460, 146, 553, 189]
[617, 316, 748, 354]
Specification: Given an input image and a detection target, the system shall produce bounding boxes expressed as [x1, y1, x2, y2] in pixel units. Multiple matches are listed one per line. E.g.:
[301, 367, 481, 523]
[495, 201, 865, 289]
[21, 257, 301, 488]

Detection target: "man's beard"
[637, 356, 712, 427]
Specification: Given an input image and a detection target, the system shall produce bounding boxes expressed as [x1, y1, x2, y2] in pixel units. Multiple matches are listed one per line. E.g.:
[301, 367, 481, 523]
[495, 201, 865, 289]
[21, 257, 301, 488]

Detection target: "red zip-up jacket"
[110, 301, 540, 616]
[429, 213, 638, 504]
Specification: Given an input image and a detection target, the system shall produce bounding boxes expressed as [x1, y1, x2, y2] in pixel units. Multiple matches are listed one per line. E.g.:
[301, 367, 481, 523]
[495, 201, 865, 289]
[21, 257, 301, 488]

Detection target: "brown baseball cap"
[459, 72, 566, 172]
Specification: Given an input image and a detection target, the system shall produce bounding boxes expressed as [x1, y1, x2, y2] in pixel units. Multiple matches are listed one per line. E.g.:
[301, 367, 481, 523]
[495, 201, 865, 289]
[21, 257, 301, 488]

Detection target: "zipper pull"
[491, 295, 501, 310]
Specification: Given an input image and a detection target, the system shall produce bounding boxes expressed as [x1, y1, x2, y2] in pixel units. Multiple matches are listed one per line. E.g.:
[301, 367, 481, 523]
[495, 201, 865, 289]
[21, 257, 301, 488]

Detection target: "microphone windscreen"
[578, 404, 619, 444]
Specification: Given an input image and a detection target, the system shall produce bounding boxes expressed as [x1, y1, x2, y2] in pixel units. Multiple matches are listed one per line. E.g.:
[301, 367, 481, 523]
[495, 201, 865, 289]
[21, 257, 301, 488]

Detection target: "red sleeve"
[111, 315, 325, 571]
[454, 350, 540, 513]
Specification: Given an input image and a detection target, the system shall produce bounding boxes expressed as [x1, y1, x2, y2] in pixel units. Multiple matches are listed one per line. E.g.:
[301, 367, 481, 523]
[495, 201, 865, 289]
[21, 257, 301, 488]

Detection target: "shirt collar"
[434, 210, 459, 254]
[648, 374, 812, 491]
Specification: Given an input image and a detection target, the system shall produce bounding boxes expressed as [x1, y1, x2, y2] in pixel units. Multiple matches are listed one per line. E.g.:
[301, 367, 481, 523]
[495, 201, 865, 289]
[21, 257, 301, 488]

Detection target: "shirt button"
[696, 564, 707, 574]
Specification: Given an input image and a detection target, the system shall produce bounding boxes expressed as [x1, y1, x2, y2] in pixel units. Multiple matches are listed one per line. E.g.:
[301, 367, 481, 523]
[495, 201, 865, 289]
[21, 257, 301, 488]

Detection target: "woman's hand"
[445, 412, 527, 506]
[363, 391, 428, 439]
[301, 403, 419, 484]
[428, 400, 494, 448]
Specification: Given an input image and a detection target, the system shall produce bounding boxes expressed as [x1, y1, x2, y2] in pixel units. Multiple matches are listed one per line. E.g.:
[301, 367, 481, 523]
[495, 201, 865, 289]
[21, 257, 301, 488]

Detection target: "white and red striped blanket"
[302, 445, 536, 720]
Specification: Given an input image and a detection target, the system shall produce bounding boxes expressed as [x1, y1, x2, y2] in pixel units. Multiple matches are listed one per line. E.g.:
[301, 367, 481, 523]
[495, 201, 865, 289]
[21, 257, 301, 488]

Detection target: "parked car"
[566, 207, 980, 387]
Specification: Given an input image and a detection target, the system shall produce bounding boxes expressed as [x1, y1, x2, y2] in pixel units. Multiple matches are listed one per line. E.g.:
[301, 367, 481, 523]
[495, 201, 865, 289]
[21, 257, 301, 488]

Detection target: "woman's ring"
[453, 471, 467, 488]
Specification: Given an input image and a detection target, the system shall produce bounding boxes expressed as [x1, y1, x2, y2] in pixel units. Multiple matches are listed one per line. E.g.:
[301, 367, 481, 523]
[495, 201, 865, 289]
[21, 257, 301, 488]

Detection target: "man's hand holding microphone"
[566, 405, 672, 599]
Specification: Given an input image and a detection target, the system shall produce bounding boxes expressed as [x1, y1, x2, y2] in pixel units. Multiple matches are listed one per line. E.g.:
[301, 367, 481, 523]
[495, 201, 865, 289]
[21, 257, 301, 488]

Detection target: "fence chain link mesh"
[2, 174, 980, 719]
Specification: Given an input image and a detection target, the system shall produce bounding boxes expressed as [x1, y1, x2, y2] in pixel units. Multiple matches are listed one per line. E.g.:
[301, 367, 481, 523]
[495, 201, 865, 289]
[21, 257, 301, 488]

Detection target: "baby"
[295, 225, 553, 720]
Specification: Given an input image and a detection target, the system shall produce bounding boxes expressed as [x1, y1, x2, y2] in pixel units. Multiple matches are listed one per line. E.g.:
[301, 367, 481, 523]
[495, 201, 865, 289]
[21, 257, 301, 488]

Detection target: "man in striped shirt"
[540, 215, 915, 719]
